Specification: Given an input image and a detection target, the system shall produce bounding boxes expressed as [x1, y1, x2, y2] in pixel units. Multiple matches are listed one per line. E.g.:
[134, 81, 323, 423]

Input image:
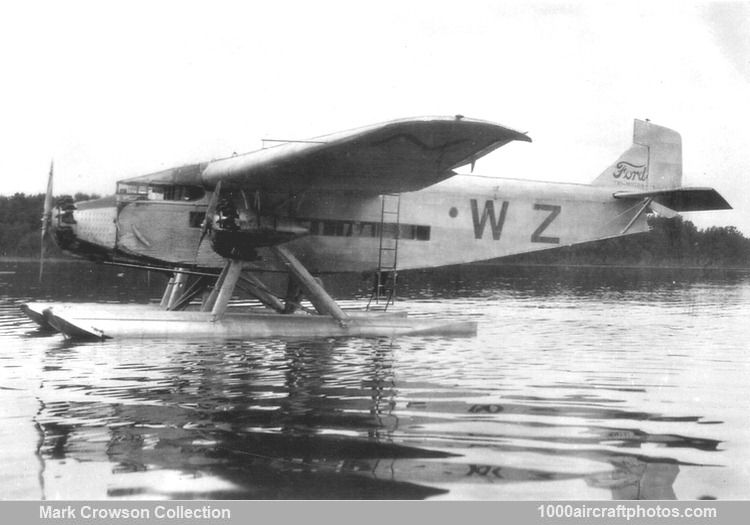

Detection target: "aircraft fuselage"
[54, 174, 648, 273]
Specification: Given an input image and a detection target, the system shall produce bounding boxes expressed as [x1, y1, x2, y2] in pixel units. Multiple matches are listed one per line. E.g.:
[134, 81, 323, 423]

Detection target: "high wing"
[199, 116, 530, 193]
[613, 187, 732, 212]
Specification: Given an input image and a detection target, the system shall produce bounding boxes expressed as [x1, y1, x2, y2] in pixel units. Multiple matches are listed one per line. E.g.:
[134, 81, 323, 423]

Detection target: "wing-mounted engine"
[209, 193, 309, 260]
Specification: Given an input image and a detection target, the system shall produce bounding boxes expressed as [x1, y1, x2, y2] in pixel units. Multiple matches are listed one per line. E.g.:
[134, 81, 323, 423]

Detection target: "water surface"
[1, 261, 748, 500]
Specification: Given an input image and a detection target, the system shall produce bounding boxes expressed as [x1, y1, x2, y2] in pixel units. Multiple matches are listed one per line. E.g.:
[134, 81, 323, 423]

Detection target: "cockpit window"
[117, 183, 205, 202]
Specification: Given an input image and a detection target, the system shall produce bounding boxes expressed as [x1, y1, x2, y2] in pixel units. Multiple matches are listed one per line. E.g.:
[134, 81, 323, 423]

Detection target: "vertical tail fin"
[592, 119, 682, 190]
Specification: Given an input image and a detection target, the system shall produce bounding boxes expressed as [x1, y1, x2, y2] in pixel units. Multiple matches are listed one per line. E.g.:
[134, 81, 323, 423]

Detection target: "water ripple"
[1, 262, 749, 499]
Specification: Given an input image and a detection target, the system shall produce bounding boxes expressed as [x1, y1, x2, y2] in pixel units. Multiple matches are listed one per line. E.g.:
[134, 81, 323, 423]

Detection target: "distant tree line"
[0, 192, 748, 267]
[501, 216, 750, 268]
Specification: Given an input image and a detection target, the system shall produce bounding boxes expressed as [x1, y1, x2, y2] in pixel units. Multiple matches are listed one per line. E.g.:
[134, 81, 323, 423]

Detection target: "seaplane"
[21, 116, 731, 340]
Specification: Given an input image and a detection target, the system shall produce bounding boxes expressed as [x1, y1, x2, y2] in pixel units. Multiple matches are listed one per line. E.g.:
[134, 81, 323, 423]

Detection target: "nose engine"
[46, 196, 119, 262]
[50, 198, 79, 251]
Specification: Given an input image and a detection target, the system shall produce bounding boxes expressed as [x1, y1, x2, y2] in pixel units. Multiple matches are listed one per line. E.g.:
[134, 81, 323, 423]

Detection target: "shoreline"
[472, 261, 750, 272]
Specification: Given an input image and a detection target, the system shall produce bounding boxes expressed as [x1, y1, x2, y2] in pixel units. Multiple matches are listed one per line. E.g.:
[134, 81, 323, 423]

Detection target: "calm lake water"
[1, 260, 749, 500]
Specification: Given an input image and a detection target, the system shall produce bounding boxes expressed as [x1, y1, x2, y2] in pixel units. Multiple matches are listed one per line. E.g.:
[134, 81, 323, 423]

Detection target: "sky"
[1, 0, 748, 232]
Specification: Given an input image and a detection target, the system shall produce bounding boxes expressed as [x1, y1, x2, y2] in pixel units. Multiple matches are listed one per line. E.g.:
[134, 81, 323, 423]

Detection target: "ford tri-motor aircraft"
[23, 116, 731, 340]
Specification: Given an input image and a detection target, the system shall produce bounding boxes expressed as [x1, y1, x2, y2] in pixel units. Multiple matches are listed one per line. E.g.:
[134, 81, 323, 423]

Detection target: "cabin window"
[163, 185, 205, 201]
[148, 187, 165, 200]
[358, 222, 377, 237]
[300, 218, 430, 241]
[184, 186, 205, 200]
[117, 183, 140, 195]
[398, 224, 415, 240]
[381, 223, 398, 239]
[163, 186, 180, 200]
[117, 183, 205, 202]
[189, 212, 206, 228]
[340, 222, 355, 236]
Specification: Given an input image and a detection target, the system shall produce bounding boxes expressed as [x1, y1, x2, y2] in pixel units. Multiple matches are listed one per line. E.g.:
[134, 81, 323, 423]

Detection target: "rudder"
[592, 119, 682, 190]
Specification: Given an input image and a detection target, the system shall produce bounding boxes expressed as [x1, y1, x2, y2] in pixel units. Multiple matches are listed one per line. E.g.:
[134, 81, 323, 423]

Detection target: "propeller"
[194, 180, 222, 262]
[39, 161, 54, 283]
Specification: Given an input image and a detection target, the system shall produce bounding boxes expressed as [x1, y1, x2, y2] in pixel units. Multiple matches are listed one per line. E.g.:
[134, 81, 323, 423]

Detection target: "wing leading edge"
[200, 116, 530, 193]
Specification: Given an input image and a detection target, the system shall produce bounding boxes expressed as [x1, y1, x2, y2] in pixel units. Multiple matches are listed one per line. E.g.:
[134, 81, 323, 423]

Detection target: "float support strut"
[238, 272, 286, 312]
[166, 268, 188, 310]
[210, 259, 244, 319]
[271, 245, 349, 324]
[160, 275, 176, 308]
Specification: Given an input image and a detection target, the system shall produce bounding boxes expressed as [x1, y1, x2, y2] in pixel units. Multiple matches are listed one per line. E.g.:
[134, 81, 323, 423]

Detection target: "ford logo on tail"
[612, 161, 648, 181]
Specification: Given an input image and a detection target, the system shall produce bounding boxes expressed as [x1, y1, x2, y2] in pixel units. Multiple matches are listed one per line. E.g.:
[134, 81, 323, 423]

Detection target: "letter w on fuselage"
[471, 199, 509, 240]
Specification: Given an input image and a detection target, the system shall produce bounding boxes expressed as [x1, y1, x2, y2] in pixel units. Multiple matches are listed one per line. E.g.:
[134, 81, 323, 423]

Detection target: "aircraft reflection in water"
[35, 339, 450, 499]
[31, 335, 720, 500]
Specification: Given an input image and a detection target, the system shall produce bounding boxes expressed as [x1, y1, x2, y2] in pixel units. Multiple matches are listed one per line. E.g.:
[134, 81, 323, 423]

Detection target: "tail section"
[596, 119, 731, 212]
[593, 119, 681, 190]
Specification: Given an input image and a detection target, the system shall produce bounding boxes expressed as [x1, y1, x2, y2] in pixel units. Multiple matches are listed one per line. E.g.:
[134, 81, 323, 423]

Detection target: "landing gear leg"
[159, 274, 176, 308]
[165, 269, 188, 310]
[203, 259, 243, 319]
[157, 268, 216, 311]
[272, 245, 349, 325]
[182, 247, 351, 323]
[282, 277, 304, 314]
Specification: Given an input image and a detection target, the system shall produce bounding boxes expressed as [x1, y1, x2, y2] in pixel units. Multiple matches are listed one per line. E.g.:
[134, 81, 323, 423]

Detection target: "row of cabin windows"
[301, 219, 430, 241]
[187, 212, 430, 241]
[117, 183, 205, 202]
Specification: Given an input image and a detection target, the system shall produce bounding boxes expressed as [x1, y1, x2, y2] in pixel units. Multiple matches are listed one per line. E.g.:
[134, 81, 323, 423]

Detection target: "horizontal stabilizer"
[613, 187, 732, 212]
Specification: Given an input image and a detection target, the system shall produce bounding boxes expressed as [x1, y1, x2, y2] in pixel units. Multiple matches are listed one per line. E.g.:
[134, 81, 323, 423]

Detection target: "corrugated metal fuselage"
[56, 175, 649, 273]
